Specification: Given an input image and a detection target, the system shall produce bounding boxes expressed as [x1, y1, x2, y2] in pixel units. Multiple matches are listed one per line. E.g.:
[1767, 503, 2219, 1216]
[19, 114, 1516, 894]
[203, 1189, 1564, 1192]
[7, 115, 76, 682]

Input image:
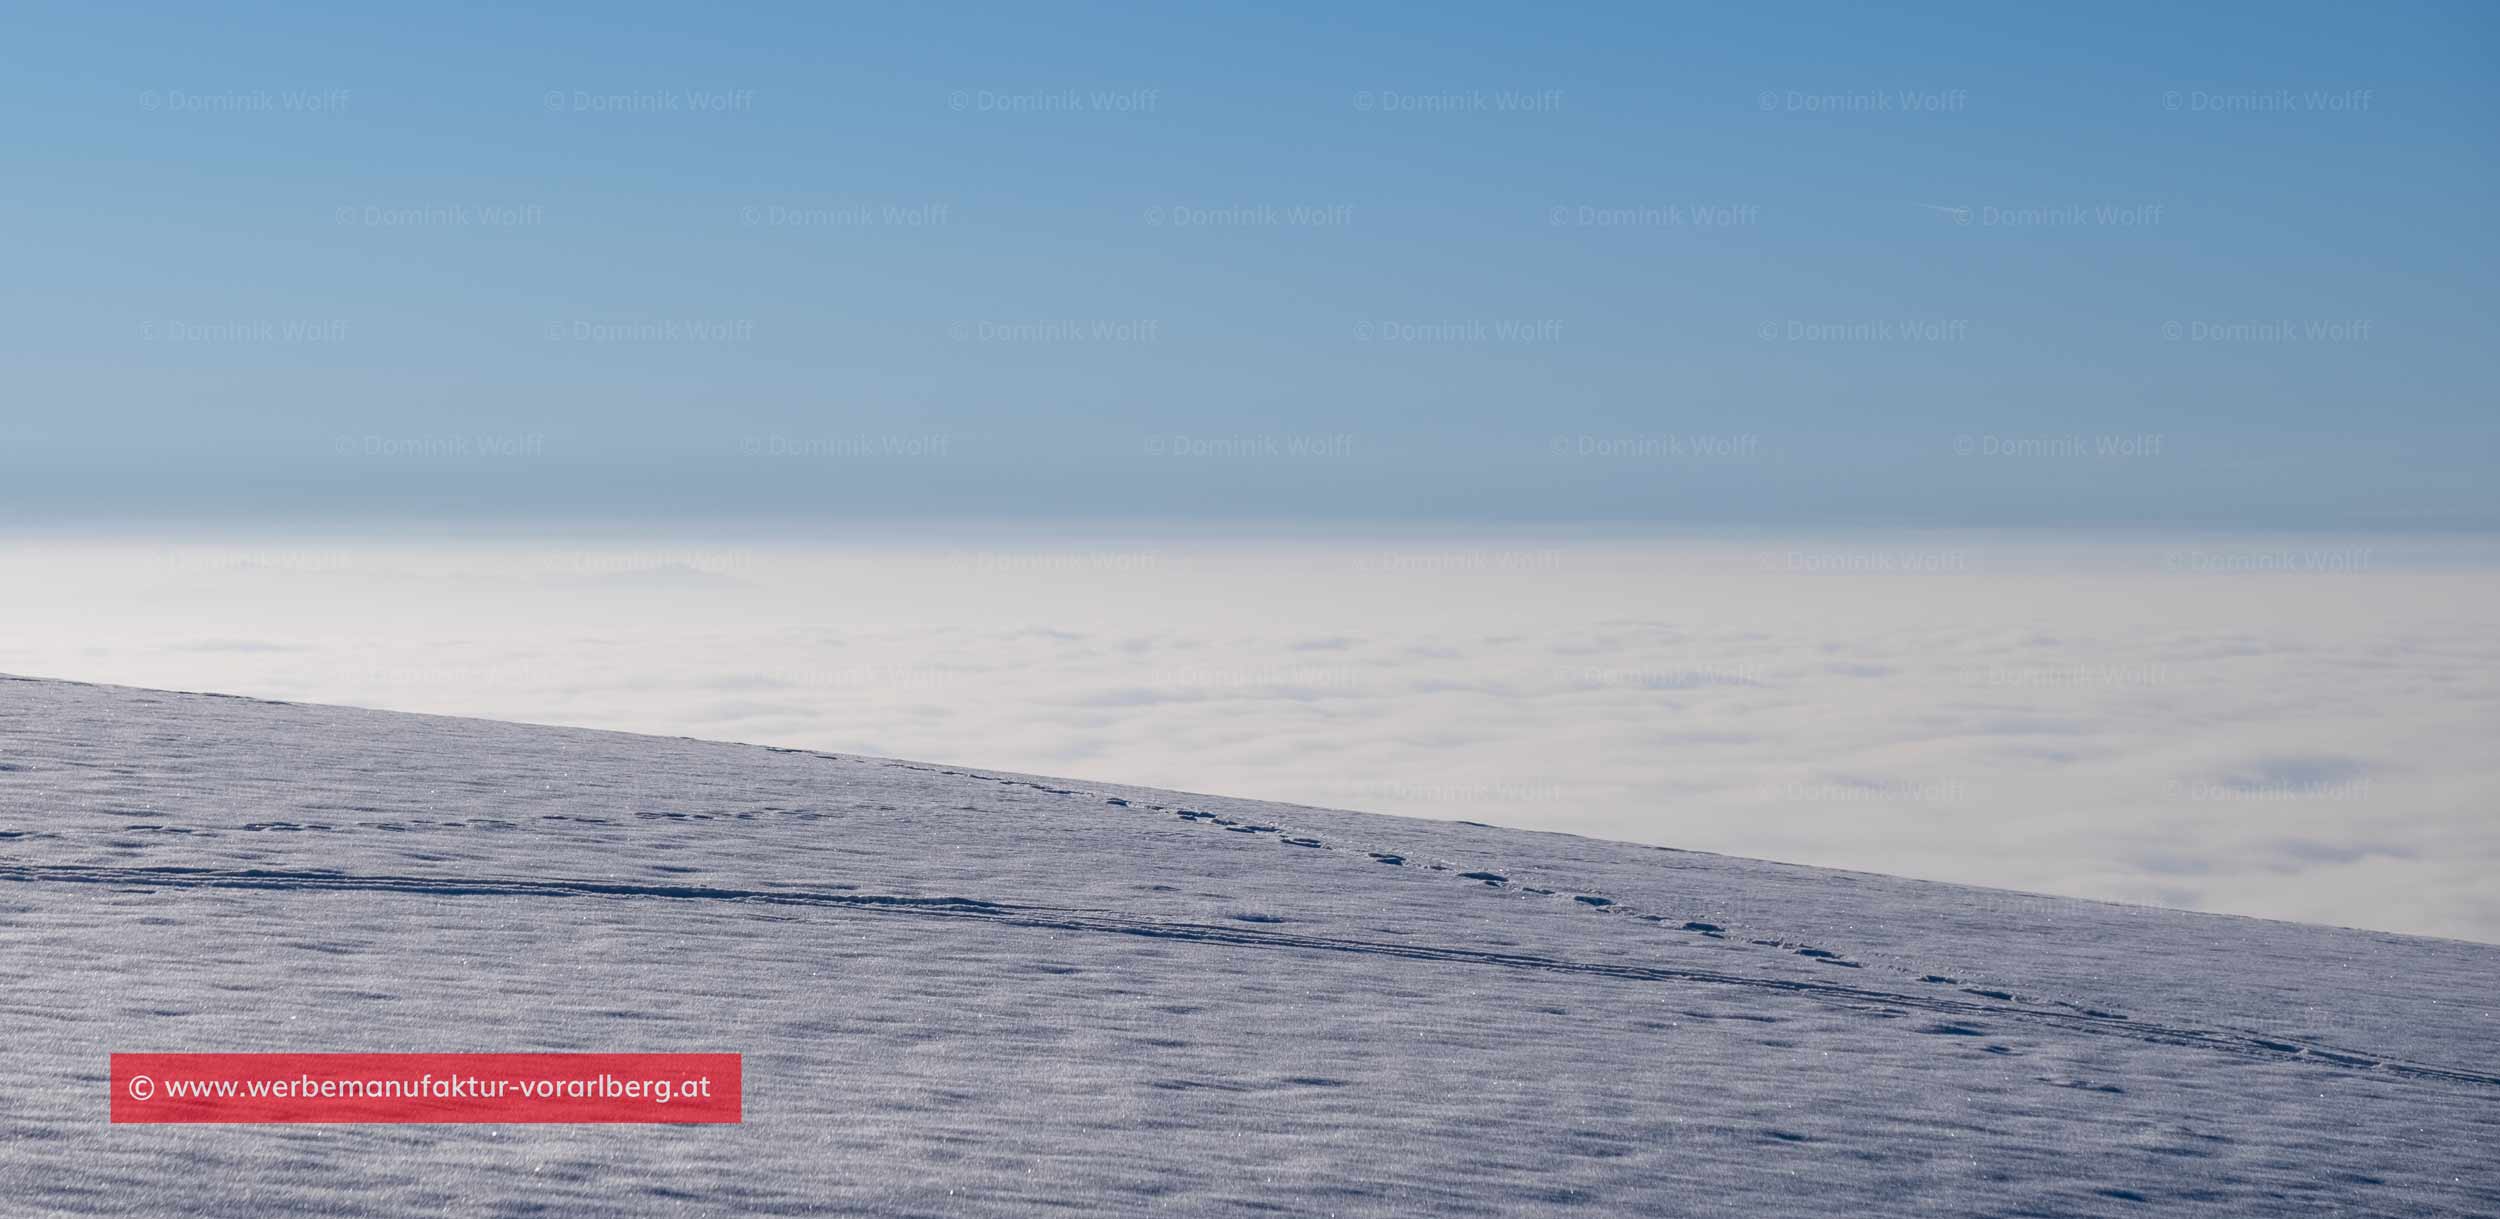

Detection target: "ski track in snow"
[2, 673, 2497, 1217]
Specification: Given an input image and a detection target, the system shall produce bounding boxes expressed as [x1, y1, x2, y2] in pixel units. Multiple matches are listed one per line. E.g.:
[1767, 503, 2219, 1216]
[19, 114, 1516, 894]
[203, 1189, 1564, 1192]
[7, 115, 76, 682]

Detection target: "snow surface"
[1, 673, 2494, 1216]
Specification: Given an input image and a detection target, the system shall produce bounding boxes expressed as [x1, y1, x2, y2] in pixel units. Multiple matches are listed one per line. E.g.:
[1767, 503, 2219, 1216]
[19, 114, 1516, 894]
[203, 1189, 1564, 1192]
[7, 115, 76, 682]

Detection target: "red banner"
[110, 1053, 741, 1124]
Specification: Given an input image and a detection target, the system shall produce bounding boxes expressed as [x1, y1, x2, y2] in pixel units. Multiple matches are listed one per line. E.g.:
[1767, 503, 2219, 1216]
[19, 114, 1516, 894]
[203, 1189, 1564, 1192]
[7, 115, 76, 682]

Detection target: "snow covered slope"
[1, 673, 2493, 1216]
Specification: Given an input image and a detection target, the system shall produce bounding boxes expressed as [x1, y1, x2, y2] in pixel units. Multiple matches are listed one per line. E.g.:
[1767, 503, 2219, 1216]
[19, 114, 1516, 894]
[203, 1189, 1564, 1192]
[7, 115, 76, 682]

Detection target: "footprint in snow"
[2043, 1078, 2126, 1095]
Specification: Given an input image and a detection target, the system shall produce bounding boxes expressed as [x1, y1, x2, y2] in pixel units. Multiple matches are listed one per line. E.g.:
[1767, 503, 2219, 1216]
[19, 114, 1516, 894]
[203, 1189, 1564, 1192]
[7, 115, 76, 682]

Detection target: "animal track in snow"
[6, 858, 2493, 1091]
[865, 756, 2082, 1041]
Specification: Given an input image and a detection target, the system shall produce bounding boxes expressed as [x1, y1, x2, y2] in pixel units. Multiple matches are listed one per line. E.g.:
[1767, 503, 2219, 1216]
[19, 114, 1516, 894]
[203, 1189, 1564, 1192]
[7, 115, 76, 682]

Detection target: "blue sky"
[4, 1, 2493, 527]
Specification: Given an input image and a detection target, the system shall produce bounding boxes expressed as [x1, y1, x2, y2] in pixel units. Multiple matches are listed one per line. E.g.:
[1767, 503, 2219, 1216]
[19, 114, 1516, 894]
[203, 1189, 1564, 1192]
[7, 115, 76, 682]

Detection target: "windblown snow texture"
[0, 673, 2493, 1216]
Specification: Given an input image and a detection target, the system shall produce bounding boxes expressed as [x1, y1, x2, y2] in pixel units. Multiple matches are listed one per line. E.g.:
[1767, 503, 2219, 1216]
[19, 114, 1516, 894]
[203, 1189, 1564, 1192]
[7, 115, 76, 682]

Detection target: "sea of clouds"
[5, 532, 2493, 942]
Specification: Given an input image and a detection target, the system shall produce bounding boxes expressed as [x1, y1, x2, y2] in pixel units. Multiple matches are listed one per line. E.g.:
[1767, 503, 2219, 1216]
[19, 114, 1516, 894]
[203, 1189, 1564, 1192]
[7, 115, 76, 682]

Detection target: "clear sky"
[4, 1, 2493, 528]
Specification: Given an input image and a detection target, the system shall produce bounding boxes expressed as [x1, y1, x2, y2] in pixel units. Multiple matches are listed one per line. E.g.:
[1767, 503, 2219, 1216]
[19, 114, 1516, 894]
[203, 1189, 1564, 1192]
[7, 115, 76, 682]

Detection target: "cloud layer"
[5, 533, 2494, 941]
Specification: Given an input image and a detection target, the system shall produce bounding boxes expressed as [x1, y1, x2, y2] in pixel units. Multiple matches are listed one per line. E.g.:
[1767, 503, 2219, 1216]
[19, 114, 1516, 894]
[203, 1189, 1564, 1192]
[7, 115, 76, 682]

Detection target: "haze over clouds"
[8, 533, 2493, 942]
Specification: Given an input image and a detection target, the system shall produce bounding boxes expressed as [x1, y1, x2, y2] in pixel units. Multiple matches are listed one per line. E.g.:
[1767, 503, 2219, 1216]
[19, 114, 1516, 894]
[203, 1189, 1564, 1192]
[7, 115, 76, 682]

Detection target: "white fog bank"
[5, 531, 2493, 941]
